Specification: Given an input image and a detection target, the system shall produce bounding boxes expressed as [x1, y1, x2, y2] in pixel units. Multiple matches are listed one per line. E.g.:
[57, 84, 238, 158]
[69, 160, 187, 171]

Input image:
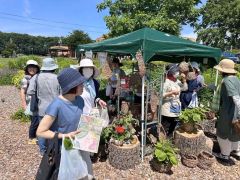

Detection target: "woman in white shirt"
[78, 58, 106, 114]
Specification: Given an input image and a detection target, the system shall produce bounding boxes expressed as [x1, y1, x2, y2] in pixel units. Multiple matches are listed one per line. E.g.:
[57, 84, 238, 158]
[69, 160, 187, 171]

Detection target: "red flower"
[115, 126, 125, 134]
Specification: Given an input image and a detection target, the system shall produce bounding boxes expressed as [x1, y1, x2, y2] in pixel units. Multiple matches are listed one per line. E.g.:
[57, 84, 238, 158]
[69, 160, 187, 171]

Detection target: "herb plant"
[154, 140, 178, 165]
[179, 107, 207, 124]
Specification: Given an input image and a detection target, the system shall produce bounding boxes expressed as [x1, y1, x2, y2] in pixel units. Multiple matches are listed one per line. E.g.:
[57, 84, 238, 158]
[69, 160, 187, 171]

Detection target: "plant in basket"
[102, 114, 138, 146]
[151, 140, 178, 173]
[179, 107, 207, 133]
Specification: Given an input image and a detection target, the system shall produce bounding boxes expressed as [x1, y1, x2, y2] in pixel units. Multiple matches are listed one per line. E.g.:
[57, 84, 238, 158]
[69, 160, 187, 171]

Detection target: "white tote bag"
[90, 106, 110, 128]
[58, 136, 88, 180]
[188, 92, 199, 108]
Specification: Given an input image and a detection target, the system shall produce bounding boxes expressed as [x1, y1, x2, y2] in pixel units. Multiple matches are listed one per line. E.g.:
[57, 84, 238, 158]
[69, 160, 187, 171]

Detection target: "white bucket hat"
[41, 58, 58, 71]
[77, 58, 100, 78]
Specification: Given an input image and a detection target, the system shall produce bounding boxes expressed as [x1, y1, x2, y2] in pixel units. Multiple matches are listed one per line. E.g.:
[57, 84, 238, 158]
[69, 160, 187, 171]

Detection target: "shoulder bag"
[35, 132, 61, 180]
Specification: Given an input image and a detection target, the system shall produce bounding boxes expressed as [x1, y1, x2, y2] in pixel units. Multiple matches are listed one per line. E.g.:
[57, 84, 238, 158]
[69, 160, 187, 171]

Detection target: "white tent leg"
[141, 75, 145, 162]
[214, 70, 219, 95]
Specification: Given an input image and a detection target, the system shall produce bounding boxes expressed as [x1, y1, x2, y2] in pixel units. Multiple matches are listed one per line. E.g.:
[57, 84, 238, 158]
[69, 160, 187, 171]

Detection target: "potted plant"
[109, 114, 138, 146]
[151, 140, 178, 173]
[179, 107, 206, 133]
[106, 114, 140, 170]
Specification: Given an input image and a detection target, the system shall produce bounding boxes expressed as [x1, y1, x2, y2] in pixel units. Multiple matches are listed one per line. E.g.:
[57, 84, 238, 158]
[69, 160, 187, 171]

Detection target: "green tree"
[65, 30, 92, 51]
[97, 0, 201, 37]
[196, 0, 240, 50]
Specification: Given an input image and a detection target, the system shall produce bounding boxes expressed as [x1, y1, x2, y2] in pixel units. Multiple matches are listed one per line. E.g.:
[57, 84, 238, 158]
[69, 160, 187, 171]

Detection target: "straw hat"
[77, 58, 100, 78]
[214, 59, 237, 74]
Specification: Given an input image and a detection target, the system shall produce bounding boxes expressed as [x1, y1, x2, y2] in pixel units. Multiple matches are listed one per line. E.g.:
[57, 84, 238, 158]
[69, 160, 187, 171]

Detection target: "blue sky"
[0, 0, 206, 40]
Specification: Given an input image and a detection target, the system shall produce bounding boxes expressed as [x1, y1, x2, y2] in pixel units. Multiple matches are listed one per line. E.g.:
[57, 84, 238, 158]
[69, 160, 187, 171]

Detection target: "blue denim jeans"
[37, 116, 46, 155]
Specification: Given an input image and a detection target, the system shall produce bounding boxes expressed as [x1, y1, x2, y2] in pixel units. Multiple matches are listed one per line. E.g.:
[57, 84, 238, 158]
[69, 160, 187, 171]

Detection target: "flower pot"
[151, 158, 172, 173]
[110, 138, 124, 146]
[197, 151, 215, 170]
[181, 155, 198, 168]
[181, 123, 195, 133]
[108, 136, 140, 170]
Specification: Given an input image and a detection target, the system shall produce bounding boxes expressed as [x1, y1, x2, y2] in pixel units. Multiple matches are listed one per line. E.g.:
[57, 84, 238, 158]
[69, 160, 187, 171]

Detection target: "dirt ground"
[0, 86, 239, 180]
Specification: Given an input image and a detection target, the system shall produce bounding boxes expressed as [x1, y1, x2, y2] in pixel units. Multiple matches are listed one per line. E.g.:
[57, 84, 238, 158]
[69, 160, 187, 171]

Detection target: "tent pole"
[214, 70, 219, 95]
[141, 75, 145, 162]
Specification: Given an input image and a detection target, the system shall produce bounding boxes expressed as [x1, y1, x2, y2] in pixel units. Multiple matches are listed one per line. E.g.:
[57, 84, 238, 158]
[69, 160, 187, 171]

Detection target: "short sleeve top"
[45, 96, 84, 134]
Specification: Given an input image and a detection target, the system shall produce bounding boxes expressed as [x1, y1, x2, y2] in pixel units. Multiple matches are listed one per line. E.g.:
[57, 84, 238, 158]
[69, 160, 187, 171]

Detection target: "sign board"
[97, 52, 108, 67]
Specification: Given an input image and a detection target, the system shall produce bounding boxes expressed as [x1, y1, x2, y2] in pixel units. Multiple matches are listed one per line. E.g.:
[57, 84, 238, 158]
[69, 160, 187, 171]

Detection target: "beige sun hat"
[77, 58, 100, 78]
[214, 59, 237, 74]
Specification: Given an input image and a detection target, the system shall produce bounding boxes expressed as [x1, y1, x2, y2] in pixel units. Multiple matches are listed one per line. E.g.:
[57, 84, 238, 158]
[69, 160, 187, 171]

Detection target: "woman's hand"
[64, 130, 80, 139]
[172, 90, 180, 95]
[98, 99, 107, 108]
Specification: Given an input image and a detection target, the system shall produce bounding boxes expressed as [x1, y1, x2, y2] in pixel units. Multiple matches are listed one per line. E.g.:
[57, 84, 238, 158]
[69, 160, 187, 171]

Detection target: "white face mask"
[82, 68, 94, 79]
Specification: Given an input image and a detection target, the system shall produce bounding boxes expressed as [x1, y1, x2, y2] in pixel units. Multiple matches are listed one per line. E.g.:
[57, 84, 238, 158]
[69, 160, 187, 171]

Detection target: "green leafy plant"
[12, 70, 25, 88]
[8, 55, 41, 70]
[179, 107, 207, 124]
[64, 137, 73, 150]
[154, 140, 178, 165]
[101, 114, 138, 144]
[11, 108, 30, 122]
[198, 88, 214, 107]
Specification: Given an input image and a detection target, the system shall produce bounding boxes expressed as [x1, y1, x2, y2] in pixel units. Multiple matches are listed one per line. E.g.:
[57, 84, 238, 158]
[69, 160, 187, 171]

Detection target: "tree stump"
[108, 138, 140, 170]
[200, 118, 216, 134]
[174, 129, 206, 156]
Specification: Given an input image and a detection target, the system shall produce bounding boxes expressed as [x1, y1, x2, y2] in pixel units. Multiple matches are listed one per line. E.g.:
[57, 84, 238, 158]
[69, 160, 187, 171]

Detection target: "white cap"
[26, 60, 39, 66]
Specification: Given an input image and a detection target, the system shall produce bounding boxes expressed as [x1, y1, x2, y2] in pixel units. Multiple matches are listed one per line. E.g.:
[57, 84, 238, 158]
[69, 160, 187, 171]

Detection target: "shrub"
[12, 70, 25, 88]
[56, 57, 78, 70]
[0, 74, 14, 86]
[179, 107, 207, 124]
[8, 55, 41, 70]
[154, 140, 178, 165]
[11, 108, 30, 122]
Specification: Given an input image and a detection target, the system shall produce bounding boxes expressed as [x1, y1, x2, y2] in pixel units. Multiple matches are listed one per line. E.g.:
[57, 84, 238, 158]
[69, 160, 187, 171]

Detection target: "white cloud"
[23, 0, 31, 17]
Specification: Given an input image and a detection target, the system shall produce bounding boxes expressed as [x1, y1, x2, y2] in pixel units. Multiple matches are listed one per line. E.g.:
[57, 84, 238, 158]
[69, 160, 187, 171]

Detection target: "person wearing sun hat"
[37, 68, 94, 178]
[213, 59, 240, 162]
[27, 57, 61, 154]
[76, 58, 106, 114]
[20, 60, 40, 145]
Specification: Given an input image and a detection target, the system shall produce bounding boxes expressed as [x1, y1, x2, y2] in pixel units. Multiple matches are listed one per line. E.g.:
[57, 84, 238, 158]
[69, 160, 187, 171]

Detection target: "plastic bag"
[100, 108, 109, 127]
[188, 92, 199, 108]
[24, 103, 33, 116]
[58, 136, 88, 180]
[89, 107, 109, 128]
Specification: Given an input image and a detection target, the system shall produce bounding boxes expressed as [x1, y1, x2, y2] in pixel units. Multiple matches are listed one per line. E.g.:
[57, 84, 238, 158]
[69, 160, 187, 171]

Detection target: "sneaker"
[28, 138, 37, 145]
[213, 152, 230, 162]
[230, 150, 240, 160]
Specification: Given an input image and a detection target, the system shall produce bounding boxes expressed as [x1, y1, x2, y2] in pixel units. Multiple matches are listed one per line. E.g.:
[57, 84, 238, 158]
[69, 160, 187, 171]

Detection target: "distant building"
[49, 45, 71, 57]
[182, 36, 197, 42]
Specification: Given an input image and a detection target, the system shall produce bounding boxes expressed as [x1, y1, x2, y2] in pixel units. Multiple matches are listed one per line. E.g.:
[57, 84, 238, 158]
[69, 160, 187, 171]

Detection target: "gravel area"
[0, 86, 240, 180]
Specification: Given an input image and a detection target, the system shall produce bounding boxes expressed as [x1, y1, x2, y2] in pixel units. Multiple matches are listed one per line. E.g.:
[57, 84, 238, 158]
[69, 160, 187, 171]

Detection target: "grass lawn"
[0, 58, 17, 67]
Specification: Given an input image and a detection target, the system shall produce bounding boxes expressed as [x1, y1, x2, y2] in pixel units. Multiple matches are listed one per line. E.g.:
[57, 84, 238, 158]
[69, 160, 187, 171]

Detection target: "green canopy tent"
[77, 27, 221, 64]
[78, 27, 222, 161]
